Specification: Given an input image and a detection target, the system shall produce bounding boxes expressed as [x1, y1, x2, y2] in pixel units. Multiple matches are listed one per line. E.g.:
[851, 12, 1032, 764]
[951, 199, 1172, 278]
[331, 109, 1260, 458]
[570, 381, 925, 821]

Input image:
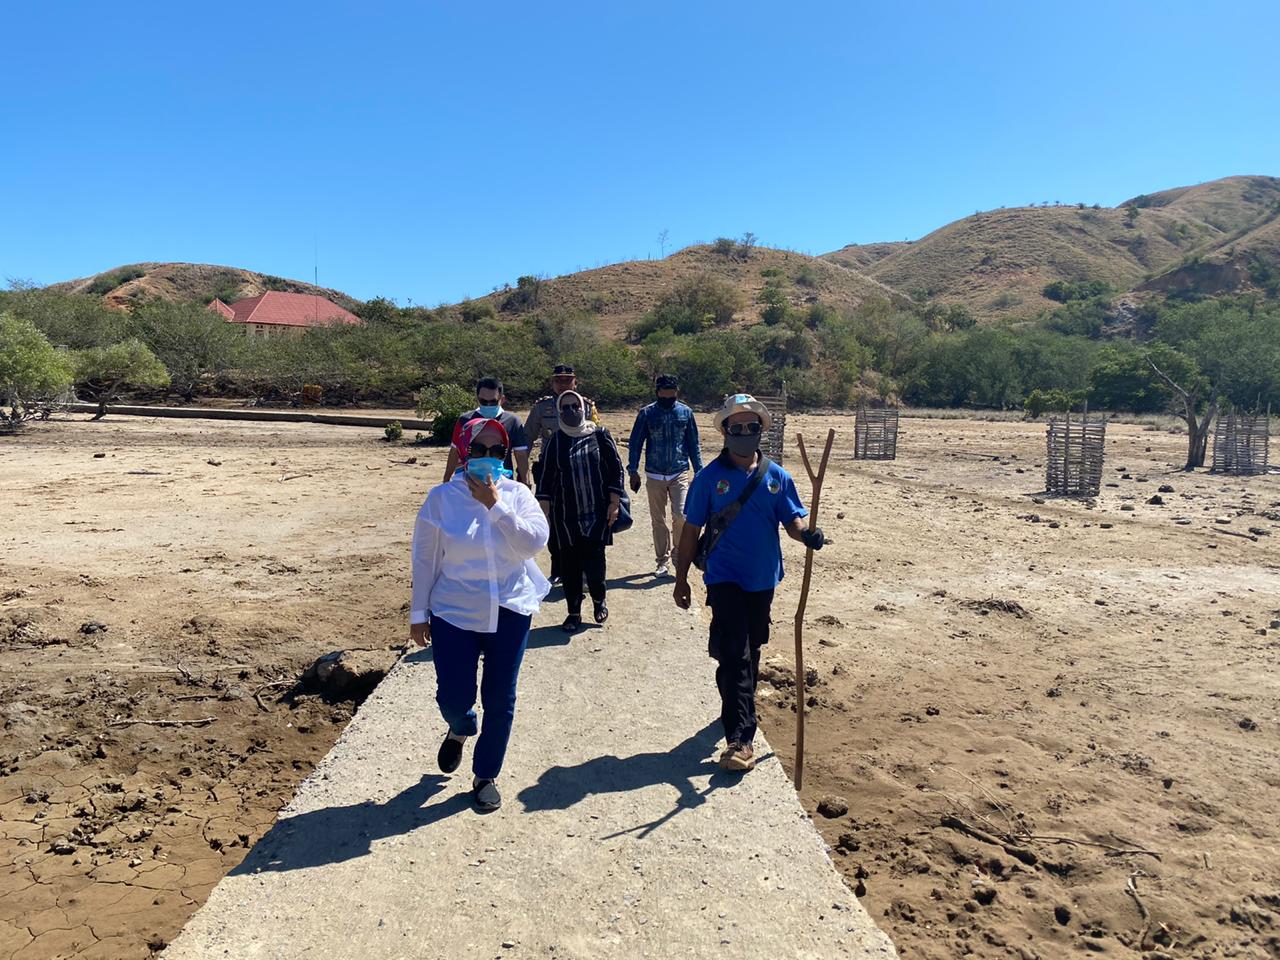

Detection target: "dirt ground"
[1, 409, 1278, 959]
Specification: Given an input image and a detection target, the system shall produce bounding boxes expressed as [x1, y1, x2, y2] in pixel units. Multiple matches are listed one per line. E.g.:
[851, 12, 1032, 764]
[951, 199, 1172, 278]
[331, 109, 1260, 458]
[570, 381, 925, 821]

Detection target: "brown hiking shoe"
[720, 742, 756, 772]
[718, 741, 737, 764]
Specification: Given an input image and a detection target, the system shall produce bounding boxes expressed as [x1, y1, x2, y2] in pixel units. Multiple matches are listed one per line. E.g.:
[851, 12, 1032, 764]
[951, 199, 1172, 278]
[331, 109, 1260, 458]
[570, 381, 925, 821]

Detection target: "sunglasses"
[560, 403, 583, 414]
[726, 421, 763, 437]
[468, 442, 508, 459]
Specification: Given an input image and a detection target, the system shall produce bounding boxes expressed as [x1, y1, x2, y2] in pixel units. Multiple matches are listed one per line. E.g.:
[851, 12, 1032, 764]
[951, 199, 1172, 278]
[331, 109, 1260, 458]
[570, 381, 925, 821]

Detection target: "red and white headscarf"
[452, 417, 510, 464]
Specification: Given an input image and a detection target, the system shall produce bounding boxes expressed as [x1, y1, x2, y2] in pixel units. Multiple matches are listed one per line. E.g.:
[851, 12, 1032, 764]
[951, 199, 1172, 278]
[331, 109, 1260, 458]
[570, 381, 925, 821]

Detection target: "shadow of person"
[230, 774, 471, 875]
[516, 721, 746, 839]
[608, 573, 670, 592]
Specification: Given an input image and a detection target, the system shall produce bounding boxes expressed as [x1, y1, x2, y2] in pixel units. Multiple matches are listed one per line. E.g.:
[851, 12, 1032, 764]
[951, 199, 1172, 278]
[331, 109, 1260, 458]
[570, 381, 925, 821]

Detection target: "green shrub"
[629, 273, 744, 340]
[86, 266, 145, 296]
[460, 299, 497, 323]
[712, 237, 736, 257]
[73, 338, 170, 416]
[794, 263, 820, 288]
[500, 276, 542, 312]
[384, 421, 403, 442]
[130, 299, 243, 399]
[1023, 388, 1083, 418]
[1043, 279, 1112, 303]
[0, 313, 75, 423]
[758, 283, 790, 325]
[415, 383, 475, 443]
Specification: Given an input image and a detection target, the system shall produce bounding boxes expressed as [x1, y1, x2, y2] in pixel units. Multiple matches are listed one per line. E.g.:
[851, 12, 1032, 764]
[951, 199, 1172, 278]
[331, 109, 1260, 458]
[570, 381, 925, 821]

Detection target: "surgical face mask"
[465, 457, 511, 483]
[476, 403, 502, 419]
[560, 405, 584, 427]
[656, 395, 677, 409]
[725, 432, 762, 458]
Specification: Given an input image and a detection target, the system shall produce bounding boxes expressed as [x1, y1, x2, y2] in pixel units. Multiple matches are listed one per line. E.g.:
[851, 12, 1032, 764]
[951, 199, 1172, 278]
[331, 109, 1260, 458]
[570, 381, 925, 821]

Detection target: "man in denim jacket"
[627, 374, 704, 577]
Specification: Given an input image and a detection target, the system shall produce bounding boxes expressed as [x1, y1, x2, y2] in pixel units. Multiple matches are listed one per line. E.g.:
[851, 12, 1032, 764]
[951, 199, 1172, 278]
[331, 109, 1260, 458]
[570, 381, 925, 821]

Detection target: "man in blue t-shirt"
[674, 393, 826, 772]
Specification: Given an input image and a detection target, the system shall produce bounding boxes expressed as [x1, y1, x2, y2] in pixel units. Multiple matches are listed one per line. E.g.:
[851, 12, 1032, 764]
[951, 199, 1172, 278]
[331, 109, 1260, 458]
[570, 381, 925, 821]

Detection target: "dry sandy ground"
[1, 409, 1278, 959]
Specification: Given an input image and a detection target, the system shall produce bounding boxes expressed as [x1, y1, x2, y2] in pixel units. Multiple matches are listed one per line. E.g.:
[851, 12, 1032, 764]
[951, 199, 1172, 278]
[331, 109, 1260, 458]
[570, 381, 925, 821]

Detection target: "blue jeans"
[431, 607, 531, 780]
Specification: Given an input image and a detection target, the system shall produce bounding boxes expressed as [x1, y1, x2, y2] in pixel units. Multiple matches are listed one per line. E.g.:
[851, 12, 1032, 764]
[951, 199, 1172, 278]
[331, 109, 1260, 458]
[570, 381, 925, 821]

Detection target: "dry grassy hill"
[823, 175, 1280, 320]
[52, 175, 1280, 335]
[461, 244, 904, 338]
[52, 262, 361, 313]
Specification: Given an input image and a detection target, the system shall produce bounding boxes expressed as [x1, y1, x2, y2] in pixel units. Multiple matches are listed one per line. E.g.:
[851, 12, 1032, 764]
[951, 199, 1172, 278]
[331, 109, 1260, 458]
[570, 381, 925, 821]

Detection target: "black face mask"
[725, 433, 762, 457]
[561, 407, 584, 427]
[656, 395, 676, 409]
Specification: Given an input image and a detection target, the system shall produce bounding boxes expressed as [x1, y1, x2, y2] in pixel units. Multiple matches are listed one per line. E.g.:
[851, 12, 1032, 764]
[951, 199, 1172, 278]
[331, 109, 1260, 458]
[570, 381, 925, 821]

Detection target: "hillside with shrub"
[52, 262, 361, 313]
[824, 175, 1280, 320]
[5, 175, 1278, 429]
[443, 241, 902, 340]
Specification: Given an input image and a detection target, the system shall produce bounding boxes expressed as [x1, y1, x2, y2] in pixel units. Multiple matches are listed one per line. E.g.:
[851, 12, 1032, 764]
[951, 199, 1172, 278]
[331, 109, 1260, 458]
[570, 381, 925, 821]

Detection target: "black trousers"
[706, 582, 774, 746]
[560, 539, 607, 615]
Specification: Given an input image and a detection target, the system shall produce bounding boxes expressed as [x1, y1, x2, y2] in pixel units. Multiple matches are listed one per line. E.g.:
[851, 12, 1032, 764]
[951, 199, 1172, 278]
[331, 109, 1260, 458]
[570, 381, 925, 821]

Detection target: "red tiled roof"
[208, 298, 235, 320]
[212, 291, 361, 328]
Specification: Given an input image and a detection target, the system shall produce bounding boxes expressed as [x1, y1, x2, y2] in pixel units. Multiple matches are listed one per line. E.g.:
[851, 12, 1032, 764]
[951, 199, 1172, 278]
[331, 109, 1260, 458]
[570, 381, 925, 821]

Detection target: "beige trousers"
[646, 473, 690, 565]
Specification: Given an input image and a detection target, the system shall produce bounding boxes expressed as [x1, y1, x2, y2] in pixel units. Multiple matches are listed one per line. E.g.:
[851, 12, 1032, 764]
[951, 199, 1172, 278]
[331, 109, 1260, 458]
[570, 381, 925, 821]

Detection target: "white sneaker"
[655, 563, 670, 578]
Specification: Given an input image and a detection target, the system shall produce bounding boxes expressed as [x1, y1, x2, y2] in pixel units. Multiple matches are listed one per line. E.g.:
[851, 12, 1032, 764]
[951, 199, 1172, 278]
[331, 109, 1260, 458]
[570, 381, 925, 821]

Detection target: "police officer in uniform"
[525, 363, 599, 584]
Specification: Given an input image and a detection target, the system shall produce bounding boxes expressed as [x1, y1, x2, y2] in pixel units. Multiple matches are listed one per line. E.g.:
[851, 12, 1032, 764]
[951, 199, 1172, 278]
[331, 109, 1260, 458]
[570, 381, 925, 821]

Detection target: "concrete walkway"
[164, 515, 896, 958]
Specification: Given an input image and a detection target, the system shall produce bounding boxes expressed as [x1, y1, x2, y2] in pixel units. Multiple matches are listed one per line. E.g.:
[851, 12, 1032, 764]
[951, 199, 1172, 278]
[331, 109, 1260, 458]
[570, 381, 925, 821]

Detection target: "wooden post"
[793, 428, 835, 791]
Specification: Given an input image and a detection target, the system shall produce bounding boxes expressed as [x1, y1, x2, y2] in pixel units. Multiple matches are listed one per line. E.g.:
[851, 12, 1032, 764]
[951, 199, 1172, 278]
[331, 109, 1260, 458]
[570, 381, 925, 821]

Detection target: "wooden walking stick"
[793, 428, 835, 791]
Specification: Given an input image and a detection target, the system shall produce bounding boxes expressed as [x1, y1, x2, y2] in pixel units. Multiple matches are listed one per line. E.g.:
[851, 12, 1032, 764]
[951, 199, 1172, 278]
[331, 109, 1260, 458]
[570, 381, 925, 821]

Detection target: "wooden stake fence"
[854, 401, 899, 460]
[1045, 407, 1106, 497]
[1212, 405, 1271, 475]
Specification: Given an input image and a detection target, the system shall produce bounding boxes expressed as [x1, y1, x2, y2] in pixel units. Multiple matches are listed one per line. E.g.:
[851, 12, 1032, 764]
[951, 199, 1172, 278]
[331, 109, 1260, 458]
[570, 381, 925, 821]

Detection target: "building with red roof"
[207, 291, 362, 337]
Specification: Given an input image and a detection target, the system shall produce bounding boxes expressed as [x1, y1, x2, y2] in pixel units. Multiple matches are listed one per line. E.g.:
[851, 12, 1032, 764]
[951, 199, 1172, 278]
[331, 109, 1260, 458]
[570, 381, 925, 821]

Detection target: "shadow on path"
[230, 774, 471, 875]
[608, 572, 670, 592]
[516, 721, 741, 839]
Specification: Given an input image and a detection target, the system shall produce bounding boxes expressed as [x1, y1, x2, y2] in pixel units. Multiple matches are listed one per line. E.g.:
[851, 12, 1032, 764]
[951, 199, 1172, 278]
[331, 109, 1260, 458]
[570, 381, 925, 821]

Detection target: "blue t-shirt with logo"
[684, 454, 807, 592]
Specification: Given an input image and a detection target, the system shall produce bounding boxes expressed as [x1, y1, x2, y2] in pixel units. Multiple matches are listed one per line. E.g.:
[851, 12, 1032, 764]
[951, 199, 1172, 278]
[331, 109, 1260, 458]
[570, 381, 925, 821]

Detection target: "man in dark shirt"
[442, 377, 532, 487]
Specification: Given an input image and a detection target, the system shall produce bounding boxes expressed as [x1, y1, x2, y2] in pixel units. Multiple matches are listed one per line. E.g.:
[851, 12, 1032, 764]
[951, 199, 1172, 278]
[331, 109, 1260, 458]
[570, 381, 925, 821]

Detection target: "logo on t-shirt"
[715, 479, 731, 496]
[766, 478, 781, 495]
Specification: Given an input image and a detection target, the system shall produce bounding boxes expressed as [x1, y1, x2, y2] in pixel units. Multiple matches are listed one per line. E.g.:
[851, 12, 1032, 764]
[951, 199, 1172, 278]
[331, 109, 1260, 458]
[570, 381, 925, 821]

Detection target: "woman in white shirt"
[411, 417, 550, 812]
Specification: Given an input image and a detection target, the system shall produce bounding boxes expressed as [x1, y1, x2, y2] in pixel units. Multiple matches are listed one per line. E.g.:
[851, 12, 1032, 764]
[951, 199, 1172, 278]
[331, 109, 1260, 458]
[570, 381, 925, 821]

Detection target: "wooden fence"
[752, 384, 788, 465]
[1211, 406, 1271, 475]
[1045, 410, 1106, 497]
[854, 402, 899, 460]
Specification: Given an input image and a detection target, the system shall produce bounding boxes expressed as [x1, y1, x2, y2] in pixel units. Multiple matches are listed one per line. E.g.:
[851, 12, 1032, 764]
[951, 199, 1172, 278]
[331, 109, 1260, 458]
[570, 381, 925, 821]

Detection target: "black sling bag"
[693, 453, 773, 571]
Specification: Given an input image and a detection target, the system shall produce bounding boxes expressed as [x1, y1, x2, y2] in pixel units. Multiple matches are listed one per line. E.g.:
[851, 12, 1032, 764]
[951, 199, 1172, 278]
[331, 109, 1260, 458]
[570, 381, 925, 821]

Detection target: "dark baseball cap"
[552, 364, 576, 376]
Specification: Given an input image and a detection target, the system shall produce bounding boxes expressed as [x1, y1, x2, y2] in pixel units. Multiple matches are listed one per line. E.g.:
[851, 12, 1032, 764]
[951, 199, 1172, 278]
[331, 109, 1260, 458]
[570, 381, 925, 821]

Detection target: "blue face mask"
[465, 457, 512, 484]
[476, 403, 502, 419]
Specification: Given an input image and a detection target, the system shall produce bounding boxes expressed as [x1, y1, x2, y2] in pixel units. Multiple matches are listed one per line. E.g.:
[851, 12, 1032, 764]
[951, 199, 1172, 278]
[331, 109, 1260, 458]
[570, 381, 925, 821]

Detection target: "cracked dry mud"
[1, 416, 408, 959]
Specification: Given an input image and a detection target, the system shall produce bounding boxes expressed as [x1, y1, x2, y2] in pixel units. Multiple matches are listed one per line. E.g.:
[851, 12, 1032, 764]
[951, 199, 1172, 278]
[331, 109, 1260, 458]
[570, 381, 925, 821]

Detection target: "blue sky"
[3, 1, 1277, 305]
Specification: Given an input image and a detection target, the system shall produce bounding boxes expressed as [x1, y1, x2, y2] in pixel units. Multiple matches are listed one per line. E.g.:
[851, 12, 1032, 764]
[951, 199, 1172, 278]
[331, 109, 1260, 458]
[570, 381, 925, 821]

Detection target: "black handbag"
[693, 455, 772, 570]
[597, 431, 633, 533]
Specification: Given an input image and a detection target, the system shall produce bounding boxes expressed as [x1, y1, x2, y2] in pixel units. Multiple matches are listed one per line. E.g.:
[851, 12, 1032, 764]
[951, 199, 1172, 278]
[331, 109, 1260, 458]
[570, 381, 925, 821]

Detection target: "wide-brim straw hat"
[712, 393, 772, 434]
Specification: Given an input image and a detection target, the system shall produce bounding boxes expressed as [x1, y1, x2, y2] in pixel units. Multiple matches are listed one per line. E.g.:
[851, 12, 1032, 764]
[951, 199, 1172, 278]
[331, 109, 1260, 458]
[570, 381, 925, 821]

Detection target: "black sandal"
[562, 614, 582, 633]
[593, 601, 609, 624]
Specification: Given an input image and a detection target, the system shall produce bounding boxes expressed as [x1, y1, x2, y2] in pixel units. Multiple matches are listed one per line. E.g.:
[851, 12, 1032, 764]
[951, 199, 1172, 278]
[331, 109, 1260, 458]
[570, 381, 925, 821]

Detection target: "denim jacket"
[627, 401, 704, 477]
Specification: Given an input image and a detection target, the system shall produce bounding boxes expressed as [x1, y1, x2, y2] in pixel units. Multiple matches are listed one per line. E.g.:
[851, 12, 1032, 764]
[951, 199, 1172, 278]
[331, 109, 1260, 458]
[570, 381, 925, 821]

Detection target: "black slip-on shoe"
[437, 734, 465, 774]
[562, 614, 582, 633]
[593, 601, 609, 624]
[473, 779, 501, 812]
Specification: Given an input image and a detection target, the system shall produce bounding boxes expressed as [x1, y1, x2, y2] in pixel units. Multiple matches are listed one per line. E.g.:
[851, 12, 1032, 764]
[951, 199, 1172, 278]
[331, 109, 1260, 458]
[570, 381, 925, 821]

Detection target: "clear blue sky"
[3, 1, 1277, 305]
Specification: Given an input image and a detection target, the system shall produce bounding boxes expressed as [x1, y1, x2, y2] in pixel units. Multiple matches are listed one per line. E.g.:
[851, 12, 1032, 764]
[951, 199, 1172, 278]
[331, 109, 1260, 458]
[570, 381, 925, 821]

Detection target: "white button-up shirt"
[411, 474, 551, 633]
